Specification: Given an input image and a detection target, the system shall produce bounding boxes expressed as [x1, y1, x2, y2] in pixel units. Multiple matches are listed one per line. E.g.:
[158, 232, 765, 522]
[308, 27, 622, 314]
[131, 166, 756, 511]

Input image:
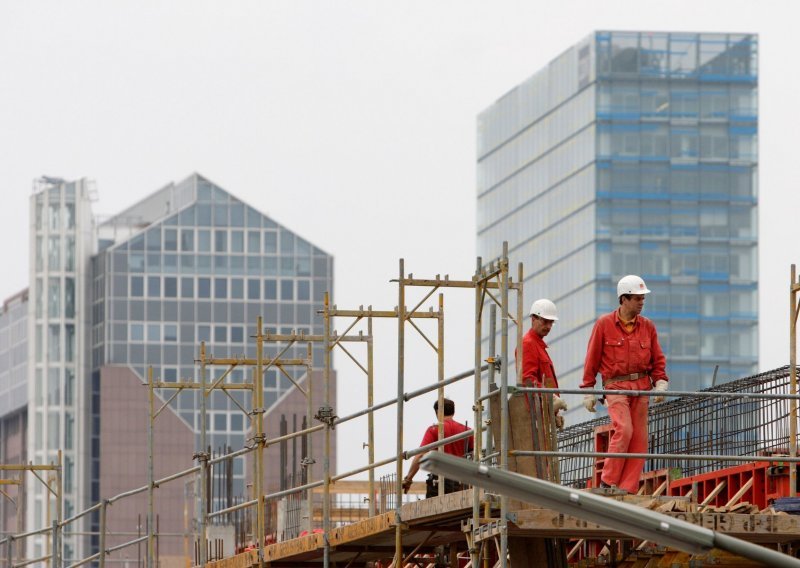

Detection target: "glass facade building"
[23, 174, 333, 561]
[477, 32, 758, 412]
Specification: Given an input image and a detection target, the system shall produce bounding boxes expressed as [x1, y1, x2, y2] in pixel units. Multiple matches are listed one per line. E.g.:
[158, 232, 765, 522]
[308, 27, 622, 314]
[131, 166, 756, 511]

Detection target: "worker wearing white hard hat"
[518, 299, 568, 429]
[580, 275, 668, 494]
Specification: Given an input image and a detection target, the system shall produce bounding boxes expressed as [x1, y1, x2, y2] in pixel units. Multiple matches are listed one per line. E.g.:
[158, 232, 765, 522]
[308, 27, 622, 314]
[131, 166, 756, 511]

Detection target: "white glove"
[554, 414, 565, 430]
[553, 396, 568, 413]
[652, 379, 668, 404]
[583, 393, 597, 413]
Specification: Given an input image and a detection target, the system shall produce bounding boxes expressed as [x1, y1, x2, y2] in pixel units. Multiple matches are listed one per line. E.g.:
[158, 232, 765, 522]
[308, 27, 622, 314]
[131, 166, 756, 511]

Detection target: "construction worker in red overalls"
[520, 299, 568, 427]
[581, 275, 668, 494]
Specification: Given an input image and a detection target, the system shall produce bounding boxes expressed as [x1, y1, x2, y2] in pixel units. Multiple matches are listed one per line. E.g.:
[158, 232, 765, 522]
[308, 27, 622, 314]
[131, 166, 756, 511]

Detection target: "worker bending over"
[402, 398, 474, 497]
[581, 275, 668, 494]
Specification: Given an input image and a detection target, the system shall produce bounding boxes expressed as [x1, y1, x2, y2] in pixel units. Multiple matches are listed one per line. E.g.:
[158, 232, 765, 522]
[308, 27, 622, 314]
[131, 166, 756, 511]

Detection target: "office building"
[476, 31, 758, 408]
[18, 173, 334, 562]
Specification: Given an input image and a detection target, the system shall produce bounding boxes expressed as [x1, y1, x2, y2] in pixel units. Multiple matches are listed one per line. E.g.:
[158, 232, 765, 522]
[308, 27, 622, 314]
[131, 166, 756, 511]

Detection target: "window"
[215, 230, 227, 253]
[164, 277, 178, 297]
[297, 280, 310, 301]
[231, 278, 244, 299]
[147, 324, 160, 342]
[130, 323, 144, 341]
[198, 230, 211, 252]
[264, 279, 277, 300]
[231, 326, 244, 342]
[264, 231, 277, 254]
[247, 279, 260, 300]
[247, 231, 261, 253]
[164, 324, 178, 342]
[181, 229, 194, 251]
[148, 276, 161, 297]
[131, 276, 144, 298]
[181, 277, 194, 298]
[198, 325, 211, 342]
[280, 280, 294, 301]
[164, 229, 178, 251]
[214, 278, 228, 299]
[214, 326, 227, 342]
[198, 278, 211, 298]
[231, 230, 244, 253]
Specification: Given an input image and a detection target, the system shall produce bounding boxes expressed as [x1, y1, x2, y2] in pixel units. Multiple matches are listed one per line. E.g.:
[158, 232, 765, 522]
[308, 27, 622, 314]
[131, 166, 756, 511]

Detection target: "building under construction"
[2, 247, 800, 567]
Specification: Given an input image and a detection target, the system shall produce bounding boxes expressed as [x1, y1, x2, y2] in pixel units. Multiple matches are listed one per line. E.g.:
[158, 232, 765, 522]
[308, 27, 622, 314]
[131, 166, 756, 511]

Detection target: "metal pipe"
[98, 501, 106, 568]
[517, 450, 800, 462]
[306, 341, 315, 532]
[255, 316, 265, 566]
[198, 341, 208, 567]
[394, 260, 405, 567]
[516, 386, 800, 400]
[367, 315, 376, 518]
[791, 264, 798, 497]
[147, 367, 154, 568]
[333, 365, 487, 426]
[471, 257, 483, 568]
[499, 243, 509, 568]
[437, 293, 445, 498]
[323, 294, 332, 568]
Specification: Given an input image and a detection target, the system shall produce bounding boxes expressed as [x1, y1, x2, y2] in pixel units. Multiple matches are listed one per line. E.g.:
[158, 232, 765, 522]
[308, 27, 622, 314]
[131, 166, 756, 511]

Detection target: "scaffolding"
[3, 253, 800, 567]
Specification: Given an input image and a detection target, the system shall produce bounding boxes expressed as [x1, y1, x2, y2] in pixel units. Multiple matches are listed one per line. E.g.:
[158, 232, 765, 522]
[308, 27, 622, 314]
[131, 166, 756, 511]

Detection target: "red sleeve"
[521, 335, 540, 386]
[581, 318, 604, 388]
[648, 322, 668, 382]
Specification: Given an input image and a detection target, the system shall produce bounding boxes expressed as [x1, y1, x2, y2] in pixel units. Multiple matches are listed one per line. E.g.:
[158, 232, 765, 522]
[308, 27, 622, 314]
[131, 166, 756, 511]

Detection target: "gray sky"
[2, 1, 798, 478]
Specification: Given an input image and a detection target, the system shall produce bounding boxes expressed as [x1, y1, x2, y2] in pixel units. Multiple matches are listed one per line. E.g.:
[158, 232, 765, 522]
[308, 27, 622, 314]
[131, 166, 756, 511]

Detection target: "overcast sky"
[2, 1, 798, 477]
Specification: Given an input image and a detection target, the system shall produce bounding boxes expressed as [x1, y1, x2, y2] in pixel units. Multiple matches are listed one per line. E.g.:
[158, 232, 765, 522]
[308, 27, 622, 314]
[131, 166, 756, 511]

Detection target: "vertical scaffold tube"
[472, 258, 483, 568]
[790, 265, 798, 497]
[367, 315, 376, 517]
[199, 342, 208, 567]
[323, 294, 332, 568]
[306, 341, 314, 532]
[394, 260, 406, 567]
[437, 293, 445, 497]
[147, 367, 155, 568]
[499, 243, 510, 568]
[255, 316, 265, 566]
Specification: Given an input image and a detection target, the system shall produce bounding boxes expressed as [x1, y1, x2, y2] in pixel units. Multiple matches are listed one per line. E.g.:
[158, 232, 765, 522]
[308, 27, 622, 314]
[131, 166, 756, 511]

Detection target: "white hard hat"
[617, 275, 651, 298]
[529, 299, 558, 321]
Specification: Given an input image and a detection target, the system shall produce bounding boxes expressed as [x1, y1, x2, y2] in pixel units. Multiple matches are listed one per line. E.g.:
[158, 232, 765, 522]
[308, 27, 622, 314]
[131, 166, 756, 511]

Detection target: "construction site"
[1, 246, 799, 568]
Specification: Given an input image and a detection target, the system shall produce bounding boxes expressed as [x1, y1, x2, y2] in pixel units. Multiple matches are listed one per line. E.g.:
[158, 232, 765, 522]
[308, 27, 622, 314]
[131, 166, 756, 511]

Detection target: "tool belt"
[425, 473, 466, 498]
[603, 372, 649, 386]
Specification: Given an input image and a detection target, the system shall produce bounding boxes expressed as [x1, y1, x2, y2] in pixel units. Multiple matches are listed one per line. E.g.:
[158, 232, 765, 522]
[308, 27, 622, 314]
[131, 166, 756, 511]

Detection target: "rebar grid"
[558, 365, 795, 487]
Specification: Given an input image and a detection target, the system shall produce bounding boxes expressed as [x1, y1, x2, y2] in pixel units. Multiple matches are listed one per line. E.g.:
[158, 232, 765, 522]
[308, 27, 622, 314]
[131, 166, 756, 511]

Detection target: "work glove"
[583, 393, 597, 413]
[402, 477, 413, 494]
[554, 414, 565, 430]
[553, 396, 568, 413]
[652, 379, 668, 404]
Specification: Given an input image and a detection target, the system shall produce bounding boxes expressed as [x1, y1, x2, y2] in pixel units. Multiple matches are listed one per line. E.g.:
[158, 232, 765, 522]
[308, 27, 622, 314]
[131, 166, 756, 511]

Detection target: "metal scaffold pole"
[198, 342, 208, 567]
[499, 243, 510, 568]
[471, 257, 483, 568]
[437, 293, 445, 498]
[305, 341, 315, 531]
[255, 316, 266, 566]
[367, 314, 376, 518]
[394, 259, 406, 567]
[147, 367, 155, 568]
[323, 294, 333, 568]
[791, 265, 799, 497]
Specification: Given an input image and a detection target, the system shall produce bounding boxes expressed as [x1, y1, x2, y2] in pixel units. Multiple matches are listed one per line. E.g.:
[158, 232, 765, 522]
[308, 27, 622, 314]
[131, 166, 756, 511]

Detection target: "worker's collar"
[530, 329, 549, 348]
[615, 308, 638, 328]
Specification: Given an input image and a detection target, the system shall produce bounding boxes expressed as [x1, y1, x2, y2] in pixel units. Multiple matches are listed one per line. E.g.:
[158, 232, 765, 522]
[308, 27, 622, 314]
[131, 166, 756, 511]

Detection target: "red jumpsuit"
[520, 328, 559, 389]
[581, 310, 667, 493]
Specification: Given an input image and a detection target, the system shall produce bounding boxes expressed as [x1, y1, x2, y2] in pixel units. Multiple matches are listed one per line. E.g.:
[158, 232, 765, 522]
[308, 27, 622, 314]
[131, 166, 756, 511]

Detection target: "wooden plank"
[263, 533, 324, 561]
[724, 478, 754, 509]
[329, 512, 395, 546]
[698, 480, 727, 511]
